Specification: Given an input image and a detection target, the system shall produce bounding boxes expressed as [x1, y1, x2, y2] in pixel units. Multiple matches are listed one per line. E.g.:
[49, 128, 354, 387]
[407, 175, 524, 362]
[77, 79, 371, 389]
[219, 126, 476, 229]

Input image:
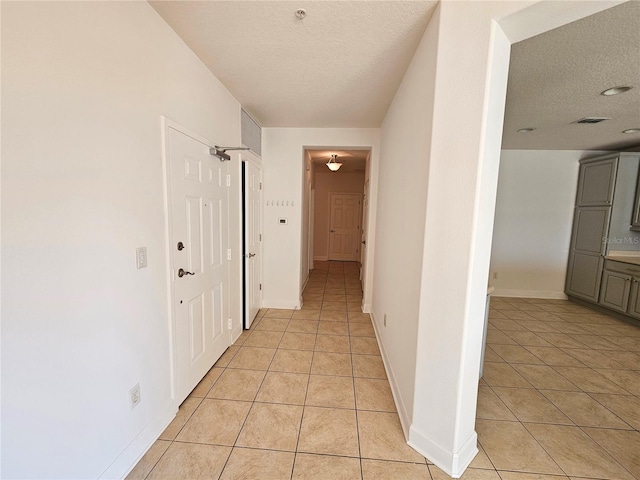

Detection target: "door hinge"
[259, 234, 262, 241]
[259, 283, 262, 291]
[227, 318, 232, 330]
[226, 174, 231, 187]
[227, 248, 232, 260]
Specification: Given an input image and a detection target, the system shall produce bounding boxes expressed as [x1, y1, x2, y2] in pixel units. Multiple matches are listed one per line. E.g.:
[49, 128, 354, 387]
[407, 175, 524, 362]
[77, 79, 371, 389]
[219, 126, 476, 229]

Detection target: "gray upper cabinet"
[576, 156, 617, 206]
[570, 207, 611, 255]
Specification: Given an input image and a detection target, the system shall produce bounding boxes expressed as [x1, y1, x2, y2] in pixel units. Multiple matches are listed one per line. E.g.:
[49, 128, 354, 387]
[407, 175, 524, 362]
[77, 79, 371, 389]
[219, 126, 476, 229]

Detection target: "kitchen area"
[566, 151, 640, 325]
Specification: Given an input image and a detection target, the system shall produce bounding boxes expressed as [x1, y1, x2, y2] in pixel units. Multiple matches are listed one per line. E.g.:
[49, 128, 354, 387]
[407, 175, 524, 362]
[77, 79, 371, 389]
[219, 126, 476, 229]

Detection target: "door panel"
[576, 157, 617, 206]
[571, 207, 610, 255]
[329, 193, 361, 261]
[186, 197, 203, 273]
[565, 252, 604, 302]
[168, 126, 229, 405]
[599, 270, 631, 313]
[244, 160, 262, 328]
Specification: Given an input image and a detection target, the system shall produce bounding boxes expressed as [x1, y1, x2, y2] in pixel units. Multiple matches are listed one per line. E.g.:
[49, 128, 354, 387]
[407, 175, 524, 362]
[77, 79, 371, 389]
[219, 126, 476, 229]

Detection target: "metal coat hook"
[209, 146, 250, 162]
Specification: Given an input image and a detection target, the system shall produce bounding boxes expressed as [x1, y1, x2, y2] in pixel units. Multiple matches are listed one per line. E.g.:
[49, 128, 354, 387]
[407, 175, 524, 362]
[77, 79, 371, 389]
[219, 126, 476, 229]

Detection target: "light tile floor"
[128, 263, 640, 479]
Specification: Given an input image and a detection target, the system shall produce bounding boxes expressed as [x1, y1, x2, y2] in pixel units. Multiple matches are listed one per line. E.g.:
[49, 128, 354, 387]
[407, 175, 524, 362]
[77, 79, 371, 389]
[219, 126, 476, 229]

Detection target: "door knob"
[178, 268, 195, 277]
[246, 253, 256, 258]
[330, 230, 336, 233]
[361, 240, 366, 245]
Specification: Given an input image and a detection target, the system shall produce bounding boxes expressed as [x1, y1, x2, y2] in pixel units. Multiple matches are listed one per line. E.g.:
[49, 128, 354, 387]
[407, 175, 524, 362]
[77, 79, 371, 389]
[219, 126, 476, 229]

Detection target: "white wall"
[372, 4, 439, 437]
[261, 129, 380, 310]
[1, 2, 241, 478]
[313, 172, 365, 260]
[403, 2, 617, 476]
[490, 150, 582, 299]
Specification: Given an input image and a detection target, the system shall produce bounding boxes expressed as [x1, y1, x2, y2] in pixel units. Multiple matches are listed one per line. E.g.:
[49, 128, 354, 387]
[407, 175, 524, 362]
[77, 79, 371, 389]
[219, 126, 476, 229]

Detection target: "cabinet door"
[576, 157, 617, 206]
[570, 207, 611, 255]
[599, 270, 631, 313]
[631, 168, 640, 231]
[566, 252, 604, 302]
[628, 279, 640, 319]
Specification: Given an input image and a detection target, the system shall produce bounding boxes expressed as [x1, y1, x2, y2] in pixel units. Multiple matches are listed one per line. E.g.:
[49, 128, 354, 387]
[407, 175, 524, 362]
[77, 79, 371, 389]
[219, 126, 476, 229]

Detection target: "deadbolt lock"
[177, 241, 185, 251]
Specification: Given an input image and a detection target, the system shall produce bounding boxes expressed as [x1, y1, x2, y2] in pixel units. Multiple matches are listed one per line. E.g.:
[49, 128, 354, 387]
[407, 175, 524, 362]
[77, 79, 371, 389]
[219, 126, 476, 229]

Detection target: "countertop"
[604, 255, 640, 266]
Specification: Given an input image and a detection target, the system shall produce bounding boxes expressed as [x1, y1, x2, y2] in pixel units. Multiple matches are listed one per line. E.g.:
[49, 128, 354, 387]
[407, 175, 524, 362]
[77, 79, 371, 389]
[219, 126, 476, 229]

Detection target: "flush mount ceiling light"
[601, 86, 632, 96]
[326, 154, 343, 172]
[623, 128, 640, 134]
[517, 128, 535, 133]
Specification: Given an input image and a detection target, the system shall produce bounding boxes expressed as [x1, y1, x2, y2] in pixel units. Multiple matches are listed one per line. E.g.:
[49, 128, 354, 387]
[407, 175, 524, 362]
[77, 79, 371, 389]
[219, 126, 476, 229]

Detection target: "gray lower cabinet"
[628, 279, 640, 319]
[599, 269, 631, 312]
[566, 252, 604, 302]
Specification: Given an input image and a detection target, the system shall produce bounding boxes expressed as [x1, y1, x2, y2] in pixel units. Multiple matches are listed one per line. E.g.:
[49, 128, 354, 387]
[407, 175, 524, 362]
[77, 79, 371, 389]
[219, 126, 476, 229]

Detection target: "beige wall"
[313, 172, 365, 260]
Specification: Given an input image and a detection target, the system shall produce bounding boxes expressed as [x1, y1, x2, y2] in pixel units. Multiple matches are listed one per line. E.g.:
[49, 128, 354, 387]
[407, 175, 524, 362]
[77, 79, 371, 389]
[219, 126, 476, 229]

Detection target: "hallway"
[127, 263, 640, 479]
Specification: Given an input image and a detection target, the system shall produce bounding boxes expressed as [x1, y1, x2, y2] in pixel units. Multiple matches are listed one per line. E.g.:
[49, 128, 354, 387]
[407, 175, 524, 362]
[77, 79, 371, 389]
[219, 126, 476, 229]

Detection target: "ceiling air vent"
[573, 117, 610, 124]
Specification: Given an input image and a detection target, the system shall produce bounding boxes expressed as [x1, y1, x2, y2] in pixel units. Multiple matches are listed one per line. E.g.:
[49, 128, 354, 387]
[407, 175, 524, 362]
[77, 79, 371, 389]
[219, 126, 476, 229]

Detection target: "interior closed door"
[329, 193, 361, 261]
[168, 126, 229, 405]
[243, 159, 262, 328]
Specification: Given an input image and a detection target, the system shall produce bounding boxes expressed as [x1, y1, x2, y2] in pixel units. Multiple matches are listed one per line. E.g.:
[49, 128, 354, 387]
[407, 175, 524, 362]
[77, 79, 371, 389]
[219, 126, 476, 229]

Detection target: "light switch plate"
[136, 247, 147, 269]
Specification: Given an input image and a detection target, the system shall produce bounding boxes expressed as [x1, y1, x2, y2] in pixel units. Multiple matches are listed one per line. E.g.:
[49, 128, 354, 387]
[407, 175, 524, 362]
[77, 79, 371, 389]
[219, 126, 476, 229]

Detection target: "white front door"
[167, 125, 230, 405]
[244, 159, 262, 328]
[328, 193, 361, 262]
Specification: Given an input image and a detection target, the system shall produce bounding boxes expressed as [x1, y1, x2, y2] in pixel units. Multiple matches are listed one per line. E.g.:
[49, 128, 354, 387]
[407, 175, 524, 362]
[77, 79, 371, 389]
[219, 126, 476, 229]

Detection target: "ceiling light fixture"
[622, 128, 640, 134]
[517, 128, 535, 133]
[295, 8, 306, 20]
[601, 86, 632, 96]
[326, 154, 343, 172]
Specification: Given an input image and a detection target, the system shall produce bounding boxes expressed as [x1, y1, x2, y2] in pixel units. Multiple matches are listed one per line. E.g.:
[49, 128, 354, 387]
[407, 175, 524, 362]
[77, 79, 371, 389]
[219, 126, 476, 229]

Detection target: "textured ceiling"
[502, 1, 640, 151]
[151, 1, 639, 150]
[150, 1, 437, 127]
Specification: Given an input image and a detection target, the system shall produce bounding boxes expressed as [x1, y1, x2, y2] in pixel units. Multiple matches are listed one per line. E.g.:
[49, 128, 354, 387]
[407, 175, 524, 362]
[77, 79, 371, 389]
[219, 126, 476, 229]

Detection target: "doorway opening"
[241, 153, 263, 330]
[301, 148, 371, 303]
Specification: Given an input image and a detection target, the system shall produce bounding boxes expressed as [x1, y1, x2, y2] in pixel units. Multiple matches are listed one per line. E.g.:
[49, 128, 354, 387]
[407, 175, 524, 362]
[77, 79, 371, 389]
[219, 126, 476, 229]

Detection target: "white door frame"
[160, 116, 231, 404]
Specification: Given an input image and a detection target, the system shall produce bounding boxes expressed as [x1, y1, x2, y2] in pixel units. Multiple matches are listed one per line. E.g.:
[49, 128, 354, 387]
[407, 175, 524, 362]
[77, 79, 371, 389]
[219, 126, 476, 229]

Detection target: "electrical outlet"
[129, 383, 141, 409]
[384, 314, 387, 327]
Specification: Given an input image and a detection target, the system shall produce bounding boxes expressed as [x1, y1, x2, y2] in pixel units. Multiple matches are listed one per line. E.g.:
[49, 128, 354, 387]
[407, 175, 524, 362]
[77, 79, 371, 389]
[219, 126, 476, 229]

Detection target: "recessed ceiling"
[150, 1, 438, 128]
[308, 149, 368, 173]
[502, 1, 640, 151]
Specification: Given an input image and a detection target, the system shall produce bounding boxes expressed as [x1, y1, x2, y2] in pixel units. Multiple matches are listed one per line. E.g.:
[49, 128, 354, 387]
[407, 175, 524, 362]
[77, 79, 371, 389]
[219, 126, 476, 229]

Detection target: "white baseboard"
[99, 400, 177, 479]
[362, 302, 372, 313]
[370, 310, 411, 438]
[231, 325, 243, 344]
[261, 299, 301, 310]
[408, 426, 478, 478]
[491, 289, 568, 300]
[313, 255, 328, 261]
